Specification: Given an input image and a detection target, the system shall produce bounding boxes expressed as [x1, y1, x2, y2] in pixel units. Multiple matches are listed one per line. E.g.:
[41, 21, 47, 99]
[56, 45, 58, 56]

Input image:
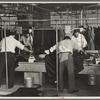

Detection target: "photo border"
[0, 0, 100, 100]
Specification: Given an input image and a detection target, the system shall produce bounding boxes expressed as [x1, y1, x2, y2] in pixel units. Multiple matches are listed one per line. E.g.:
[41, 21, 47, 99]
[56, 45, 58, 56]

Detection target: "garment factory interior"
[1, 3, 100, 97]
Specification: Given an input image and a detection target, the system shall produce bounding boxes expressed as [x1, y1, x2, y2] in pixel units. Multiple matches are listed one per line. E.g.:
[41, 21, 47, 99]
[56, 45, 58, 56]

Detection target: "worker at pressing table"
[45, 36, 81, 93]
[20, 32, 33, 50]
[71, 29, 87, 74]
[0, 31, 33, 89]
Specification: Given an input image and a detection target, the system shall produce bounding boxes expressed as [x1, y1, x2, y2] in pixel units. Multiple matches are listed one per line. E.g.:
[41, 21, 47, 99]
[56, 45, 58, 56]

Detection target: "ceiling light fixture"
[55, 6, 60, 9]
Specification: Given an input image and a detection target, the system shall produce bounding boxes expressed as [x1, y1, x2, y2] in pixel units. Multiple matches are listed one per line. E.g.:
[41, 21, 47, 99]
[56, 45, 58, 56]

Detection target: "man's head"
[26, 33, 30, 38]
[79, 25, 86, 32]
[24, 33, 30, 38]
[10, 31, 15, 37]
[73, 29, 80, 38]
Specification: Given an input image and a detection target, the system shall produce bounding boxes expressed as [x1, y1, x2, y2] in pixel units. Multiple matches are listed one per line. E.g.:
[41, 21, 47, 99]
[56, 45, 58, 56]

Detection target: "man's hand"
[44, 50, 50, 55]
[80, 49, 87, 55]
[30, 50, 33, 54]
[77, 49, 84, 54]
[80, 49, 84, 52]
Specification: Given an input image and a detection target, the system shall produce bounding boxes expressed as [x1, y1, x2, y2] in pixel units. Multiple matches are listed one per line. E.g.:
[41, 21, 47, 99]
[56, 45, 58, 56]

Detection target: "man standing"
[0, 31, 32, 89]
[45, 36, 80, 93]
[71, 29, 87, 50]
[71, 29, 87, 74]
[20, 32, 33, 50]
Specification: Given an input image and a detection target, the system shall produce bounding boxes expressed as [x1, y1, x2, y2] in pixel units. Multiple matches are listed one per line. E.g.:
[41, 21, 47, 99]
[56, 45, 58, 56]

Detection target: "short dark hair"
[64, 36, 71, 40]
[73, 29, 80, 34]
[10, 31, 15, 36]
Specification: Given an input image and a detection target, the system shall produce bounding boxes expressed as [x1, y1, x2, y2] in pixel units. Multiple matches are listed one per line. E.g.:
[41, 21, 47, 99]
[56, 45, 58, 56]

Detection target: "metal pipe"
[33, 28, 55, 30]
[0, 18, 100, 22]
[81, 10, 83, 25]
[4, 22, 8, 89]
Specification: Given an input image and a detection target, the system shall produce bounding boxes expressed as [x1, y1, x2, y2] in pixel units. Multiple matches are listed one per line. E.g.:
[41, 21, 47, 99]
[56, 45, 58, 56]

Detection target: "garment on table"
[44, 29, 64, 83]
[73, 51, 85, 74]
[45, 51, 56, 82]
[6, 87, 42, 97]
[71, 34, 87, 74]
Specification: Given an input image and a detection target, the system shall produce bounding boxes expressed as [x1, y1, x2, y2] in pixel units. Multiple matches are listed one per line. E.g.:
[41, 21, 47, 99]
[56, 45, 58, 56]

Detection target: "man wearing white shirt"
[71, 29, 87, 50]
[0, 31, 32, 88]
[45, 36, 80, 93]
[71, 29, 87, 74]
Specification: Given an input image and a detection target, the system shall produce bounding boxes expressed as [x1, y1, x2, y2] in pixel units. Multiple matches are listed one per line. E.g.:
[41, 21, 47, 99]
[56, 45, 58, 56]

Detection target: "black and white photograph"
[0, 1, 100, 98]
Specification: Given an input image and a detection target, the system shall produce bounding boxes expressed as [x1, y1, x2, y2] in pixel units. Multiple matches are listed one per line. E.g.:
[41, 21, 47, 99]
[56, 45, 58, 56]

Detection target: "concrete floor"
[43, 74, 100, 97]
[0, 72, 100, 97]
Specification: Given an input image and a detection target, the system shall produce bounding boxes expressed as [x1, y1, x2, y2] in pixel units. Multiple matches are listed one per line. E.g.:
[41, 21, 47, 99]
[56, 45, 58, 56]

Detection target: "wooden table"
[79, 64, 100, 75]
[78, 64, 100, 86]
[15, 62, 46, 86]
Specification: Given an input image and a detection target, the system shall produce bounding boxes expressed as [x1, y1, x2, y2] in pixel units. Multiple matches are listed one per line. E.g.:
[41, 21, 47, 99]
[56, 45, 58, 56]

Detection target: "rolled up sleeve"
[50, 45, 56, 52]
[16, 41, 24, 50]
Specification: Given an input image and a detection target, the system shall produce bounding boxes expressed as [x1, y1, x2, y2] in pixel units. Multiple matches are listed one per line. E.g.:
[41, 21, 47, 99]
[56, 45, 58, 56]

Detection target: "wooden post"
[4, 21, 8, 89]
[55, 21, 58, 91]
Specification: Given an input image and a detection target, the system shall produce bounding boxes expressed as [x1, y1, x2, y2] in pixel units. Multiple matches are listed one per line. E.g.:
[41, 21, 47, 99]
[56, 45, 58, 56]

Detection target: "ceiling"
[38, 3, 99, 11]
[0, 3, 99, 29]
[0, 3, 99, 15]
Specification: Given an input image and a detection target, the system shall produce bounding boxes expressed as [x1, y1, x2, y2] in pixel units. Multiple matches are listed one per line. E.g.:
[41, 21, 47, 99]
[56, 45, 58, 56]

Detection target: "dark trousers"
[58, 53, 75, 92]
[0, 52, 15, 88]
